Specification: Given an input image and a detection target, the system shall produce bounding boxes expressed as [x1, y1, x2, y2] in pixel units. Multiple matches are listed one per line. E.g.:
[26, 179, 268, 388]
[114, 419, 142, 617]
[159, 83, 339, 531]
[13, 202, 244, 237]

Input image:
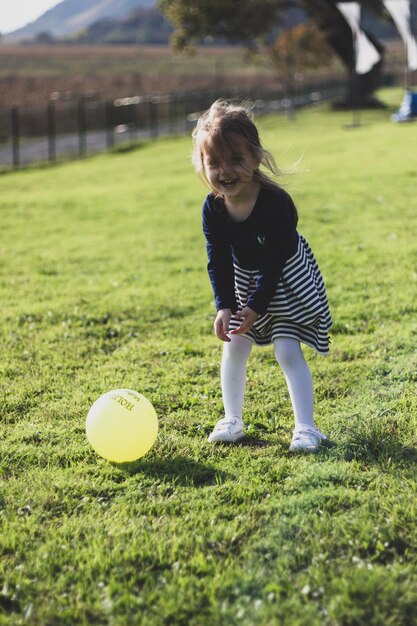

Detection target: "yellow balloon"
[86, 389, 158, 462]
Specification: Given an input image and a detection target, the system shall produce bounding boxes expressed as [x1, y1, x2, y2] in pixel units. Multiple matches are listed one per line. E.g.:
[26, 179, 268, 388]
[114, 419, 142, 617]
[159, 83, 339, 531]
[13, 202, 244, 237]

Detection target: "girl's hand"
[229, 307, 258, 335]
[214, 309, 232, 342]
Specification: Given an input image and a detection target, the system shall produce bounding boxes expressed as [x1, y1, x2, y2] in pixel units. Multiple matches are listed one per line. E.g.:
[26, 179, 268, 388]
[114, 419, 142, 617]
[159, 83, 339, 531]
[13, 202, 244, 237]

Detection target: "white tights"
[221, 335, 314, 427]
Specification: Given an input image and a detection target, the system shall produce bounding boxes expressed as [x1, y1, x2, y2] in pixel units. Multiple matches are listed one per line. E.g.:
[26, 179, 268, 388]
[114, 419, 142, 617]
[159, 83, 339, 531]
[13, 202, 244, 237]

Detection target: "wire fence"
[0, 77, 349, 171]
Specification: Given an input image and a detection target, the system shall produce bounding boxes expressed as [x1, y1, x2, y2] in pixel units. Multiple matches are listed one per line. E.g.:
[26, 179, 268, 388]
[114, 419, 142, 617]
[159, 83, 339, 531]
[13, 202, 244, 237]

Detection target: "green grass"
[1, 88, 417, 625]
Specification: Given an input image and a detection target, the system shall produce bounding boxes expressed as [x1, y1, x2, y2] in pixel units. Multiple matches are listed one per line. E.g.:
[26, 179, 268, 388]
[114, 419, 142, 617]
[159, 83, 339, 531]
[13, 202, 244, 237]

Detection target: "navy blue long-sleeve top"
[202, 186, 299, 316]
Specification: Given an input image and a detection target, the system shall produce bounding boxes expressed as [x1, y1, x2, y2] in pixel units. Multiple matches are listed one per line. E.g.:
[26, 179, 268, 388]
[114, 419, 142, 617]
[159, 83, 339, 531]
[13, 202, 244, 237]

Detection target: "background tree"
[263, 23, 336, 98]
[158, 0, 291, 50]
[158, 0, 389, 107]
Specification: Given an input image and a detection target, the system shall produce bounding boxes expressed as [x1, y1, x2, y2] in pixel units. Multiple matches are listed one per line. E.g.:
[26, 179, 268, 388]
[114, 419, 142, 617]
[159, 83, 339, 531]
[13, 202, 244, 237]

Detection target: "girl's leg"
[273, 337, 314, 427]
[221, 334, 252, 420]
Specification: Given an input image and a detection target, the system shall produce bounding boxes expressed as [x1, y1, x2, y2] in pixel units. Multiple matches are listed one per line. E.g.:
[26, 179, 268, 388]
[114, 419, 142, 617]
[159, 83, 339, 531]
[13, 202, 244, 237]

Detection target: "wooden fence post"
[77, 97, 86, 156]
[149, 97, 158, 138]
[105, 101, 114, 149]
[47, 102, 56, 162]
[11, 107, 20, 169]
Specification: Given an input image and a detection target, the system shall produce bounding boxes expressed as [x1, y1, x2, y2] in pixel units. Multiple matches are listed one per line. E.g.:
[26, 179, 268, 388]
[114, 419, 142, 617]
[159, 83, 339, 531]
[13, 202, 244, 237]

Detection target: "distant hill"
[4, 0, 417, 44]
[70, 7, 172, 45]
[75, 3, 415, 47]
[5, 0, 156, 40]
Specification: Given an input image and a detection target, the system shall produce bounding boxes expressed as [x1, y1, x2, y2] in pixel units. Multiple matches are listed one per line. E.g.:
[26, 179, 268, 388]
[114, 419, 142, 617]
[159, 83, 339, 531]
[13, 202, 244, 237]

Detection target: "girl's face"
[201, 133, 260, 203]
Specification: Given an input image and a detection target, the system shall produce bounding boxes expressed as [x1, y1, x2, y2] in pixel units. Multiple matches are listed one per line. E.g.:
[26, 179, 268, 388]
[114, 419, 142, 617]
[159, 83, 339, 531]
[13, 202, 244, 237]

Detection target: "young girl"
[192, 100, 332, 452]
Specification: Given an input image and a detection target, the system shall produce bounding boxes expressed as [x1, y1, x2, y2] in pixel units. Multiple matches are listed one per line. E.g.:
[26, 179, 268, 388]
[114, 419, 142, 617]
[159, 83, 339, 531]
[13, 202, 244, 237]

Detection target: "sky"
[0, 0, 60, 34]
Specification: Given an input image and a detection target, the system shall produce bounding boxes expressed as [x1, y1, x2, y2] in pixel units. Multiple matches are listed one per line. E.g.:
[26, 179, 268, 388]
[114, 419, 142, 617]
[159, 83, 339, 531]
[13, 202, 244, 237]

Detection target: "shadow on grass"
[110, 140, 151, 155]
[235, 435, 271, 447]
[0, 594, 20, 613]
[317, 422, 417, 467]
[117, 456, 230, 486]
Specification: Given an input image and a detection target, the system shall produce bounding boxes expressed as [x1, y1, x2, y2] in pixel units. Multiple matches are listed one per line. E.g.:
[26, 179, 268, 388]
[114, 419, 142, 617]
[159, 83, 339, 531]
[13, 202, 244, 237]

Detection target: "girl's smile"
[218, 177, 238, 190]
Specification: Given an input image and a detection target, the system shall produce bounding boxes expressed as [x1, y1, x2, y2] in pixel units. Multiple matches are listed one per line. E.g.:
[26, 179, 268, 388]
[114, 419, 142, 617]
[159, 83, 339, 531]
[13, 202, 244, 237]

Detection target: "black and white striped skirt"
[229, 235, 332, 354]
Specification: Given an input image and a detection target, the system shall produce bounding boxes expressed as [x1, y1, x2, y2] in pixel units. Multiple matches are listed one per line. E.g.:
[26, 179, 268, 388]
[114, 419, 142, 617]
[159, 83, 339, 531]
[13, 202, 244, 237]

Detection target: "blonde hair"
[191, 99, 281, 194]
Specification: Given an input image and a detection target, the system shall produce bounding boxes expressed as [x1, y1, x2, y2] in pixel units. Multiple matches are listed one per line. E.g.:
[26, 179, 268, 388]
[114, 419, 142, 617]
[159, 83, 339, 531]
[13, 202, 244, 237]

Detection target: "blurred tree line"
[159, 0, 392, 107]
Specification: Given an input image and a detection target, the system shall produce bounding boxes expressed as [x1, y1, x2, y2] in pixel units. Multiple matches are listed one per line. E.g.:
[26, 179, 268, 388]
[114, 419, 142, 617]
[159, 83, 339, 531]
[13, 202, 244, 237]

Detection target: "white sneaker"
[207, 417, 244, 443]
[289, 424, 327, 453]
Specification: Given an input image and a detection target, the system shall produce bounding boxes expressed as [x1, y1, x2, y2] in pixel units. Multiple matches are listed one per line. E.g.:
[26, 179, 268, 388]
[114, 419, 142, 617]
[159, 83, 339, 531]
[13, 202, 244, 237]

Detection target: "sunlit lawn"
[0, 89, 416, 625]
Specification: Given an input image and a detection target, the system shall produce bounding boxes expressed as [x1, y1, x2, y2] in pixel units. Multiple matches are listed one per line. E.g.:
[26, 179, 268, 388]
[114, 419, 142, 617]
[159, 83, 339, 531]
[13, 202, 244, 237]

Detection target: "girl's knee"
[223, 335, 252, 363]
[274, 337, 304, 369]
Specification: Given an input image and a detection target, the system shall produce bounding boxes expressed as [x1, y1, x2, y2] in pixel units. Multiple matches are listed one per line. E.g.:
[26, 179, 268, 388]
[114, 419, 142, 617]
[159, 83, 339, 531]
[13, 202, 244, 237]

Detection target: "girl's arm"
[202, 199, 238, 313]
[248, 194, 298, 315]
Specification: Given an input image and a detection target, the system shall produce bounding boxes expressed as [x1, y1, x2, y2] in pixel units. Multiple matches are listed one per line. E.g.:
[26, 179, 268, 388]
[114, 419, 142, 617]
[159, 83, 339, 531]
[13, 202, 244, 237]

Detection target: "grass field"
[0, 89, 416, 625]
